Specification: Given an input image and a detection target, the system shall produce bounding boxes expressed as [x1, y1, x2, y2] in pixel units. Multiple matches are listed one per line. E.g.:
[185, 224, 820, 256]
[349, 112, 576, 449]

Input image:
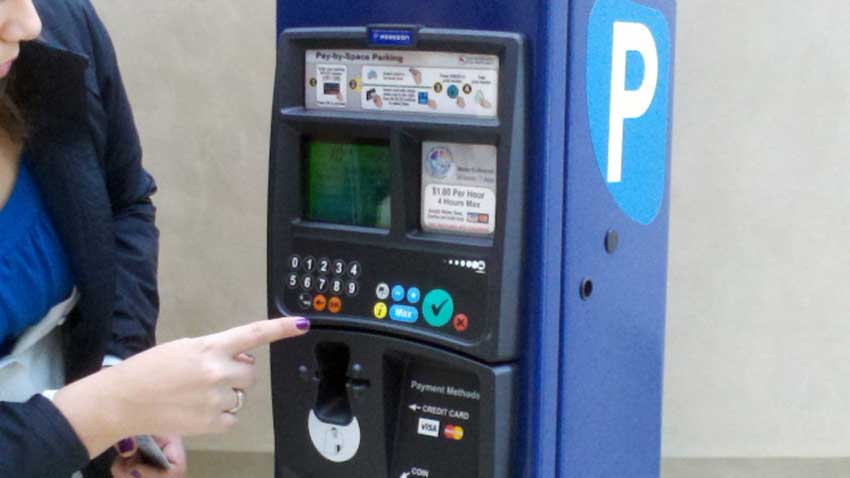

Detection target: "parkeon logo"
[587, 0, 672, 224]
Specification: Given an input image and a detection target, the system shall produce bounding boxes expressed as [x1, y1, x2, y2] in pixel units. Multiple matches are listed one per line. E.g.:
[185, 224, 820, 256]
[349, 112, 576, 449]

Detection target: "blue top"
[0, 154, 74, 356]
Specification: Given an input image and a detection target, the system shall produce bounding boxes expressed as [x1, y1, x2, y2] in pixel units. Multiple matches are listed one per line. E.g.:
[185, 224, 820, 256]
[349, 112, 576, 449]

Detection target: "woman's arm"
[0, 397, 91, 476]
[0, 317, 306, 476]
[0, 317, 310, 478]
[52, 318, 308, 458]
[83, 0, 160, 360]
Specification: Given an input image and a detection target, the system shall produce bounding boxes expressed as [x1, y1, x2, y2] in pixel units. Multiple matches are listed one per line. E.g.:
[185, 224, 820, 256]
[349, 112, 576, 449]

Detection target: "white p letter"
[607, 21, 658, 183]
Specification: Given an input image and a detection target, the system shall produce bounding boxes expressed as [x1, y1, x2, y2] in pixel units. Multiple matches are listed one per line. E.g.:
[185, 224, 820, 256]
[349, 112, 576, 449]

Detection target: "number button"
[318, 258, 331, 275]
[301, 275, 314, 291]
[303, 256, 316, 272]
[288, 255, 301, 270]
[331, 278, 344, 295]
[347, 261, 362, 278]
[316, 276, 329, 293]
[286, 273, 299, 289]
[332, 260, 346, 276]
[346, 281, 359, 297]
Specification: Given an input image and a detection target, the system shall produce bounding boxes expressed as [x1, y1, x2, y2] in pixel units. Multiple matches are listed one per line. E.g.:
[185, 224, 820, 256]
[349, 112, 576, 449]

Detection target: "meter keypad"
[281, 239, 486, 341]
[287, 254, 361, 313]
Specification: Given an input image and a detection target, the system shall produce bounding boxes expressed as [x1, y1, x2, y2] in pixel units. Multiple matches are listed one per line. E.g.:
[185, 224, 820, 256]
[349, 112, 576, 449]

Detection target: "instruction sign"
[305, 50, 499, 118]
[421, 142, 498, 236]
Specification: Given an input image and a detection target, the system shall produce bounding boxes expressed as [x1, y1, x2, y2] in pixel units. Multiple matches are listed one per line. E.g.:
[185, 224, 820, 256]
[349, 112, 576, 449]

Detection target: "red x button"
[453, 314, 469, 332]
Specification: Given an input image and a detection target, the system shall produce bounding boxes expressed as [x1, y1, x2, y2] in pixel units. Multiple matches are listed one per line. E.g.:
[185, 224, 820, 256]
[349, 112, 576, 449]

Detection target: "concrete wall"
[90, 0, 850, 459]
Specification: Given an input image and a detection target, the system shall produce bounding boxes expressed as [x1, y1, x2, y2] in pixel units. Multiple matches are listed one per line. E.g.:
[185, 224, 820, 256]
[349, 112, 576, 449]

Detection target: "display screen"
[303, 140, 391, 229]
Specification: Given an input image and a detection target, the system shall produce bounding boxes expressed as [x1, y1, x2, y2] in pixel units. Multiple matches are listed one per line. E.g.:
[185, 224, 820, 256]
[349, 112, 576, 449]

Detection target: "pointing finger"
[207, 317, 310, 355]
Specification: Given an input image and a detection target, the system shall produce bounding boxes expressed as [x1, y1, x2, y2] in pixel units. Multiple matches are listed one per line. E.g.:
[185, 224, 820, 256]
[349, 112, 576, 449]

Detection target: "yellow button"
[373, 302, 388, 320]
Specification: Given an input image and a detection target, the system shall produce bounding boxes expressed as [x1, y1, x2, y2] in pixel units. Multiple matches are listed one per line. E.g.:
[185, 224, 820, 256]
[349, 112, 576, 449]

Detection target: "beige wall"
[91, 0, 850, 459]
[92, 0, 278, 453]
[664, 1, 850, 457]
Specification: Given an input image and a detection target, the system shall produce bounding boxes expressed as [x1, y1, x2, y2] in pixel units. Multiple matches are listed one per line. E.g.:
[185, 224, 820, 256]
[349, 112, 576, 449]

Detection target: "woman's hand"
[53, 316, 310, 459]
[111, 434, 187, 478]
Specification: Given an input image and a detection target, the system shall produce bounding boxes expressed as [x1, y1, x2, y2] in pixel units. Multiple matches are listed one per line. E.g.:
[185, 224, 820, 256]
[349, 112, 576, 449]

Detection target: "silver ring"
[227, 389, 245, 414]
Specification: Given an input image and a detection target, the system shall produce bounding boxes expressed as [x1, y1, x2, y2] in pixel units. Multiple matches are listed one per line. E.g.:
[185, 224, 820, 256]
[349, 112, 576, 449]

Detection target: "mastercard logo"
[443, 424, 464, 441]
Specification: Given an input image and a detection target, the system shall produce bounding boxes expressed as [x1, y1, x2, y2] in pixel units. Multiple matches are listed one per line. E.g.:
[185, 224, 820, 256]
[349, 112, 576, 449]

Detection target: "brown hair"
[0, 69, 28, 143]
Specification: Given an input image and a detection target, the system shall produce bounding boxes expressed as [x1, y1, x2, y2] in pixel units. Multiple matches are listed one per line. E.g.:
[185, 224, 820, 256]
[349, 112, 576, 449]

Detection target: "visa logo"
[417, 418, 440, 438]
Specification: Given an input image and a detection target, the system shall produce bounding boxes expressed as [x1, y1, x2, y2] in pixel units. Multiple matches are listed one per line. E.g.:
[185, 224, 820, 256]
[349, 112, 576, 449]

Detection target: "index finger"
[207, 317, 310, 354]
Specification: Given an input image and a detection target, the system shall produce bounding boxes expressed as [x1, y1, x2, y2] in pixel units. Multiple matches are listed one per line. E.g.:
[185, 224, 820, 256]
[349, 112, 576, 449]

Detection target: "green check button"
[422, 289, 454, 327]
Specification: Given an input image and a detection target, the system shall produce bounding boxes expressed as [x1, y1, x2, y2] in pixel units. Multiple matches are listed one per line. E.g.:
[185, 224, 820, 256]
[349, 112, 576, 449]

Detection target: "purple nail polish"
[296, 318, 311, 331]
[131, 471, 142, 478]
[118, 438, 134, 454]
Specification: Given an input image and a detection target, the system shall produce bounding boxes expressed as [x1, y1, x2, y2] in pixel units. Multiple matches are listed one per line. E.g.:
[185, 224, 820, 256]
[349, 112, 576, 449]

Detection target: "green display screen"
[303, 140, 392, 229]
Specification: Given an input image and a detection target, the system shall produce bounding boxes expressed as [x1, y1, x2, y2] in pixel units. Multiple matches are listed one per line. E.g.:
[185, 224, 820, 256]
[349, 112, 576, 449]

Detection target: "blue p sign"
[587, 0, 672, 225]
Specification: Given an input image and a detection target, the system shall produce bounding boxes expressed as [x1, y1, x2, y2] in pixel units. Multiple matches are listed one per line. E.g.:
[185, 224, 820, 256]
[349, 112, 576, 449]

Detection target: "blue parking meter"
[267, 1, 676, 477]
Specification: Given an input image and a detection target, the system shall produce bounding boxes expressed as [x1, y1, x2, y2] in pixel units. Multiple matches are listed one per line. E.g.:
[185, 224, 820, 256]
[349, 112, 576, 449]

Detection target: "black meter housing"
[268, 26, 526, 478]
[268, 27, 526, 362]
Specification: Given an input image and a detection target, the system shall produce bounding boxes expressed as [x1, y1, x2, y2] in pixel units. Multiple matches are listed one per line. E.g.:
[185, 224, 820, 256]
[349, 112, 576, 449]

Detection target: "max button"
[389, 305, 418, 323]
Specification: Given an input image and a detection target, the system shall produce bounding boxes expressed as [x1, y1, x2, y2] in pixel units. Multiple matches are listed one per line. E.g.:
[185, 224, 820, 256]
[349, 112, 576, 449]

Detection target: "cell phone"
[135, 434, 171, 470]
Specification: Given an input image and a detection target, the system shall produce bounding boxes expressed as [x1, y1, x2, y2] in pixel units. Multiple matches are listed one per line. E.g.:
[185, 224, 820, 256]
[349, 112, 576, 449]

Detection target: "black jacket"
[0, 0, 159, 476]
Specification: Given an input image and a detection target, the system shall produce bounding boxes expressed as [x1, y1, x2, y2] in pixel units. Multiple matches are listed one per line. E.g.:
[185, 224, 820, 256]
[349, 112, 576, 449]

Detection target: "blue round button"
[447, 84, 459, 99]
[407, 287, 421, 304]
[391, 285, 406, 302]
